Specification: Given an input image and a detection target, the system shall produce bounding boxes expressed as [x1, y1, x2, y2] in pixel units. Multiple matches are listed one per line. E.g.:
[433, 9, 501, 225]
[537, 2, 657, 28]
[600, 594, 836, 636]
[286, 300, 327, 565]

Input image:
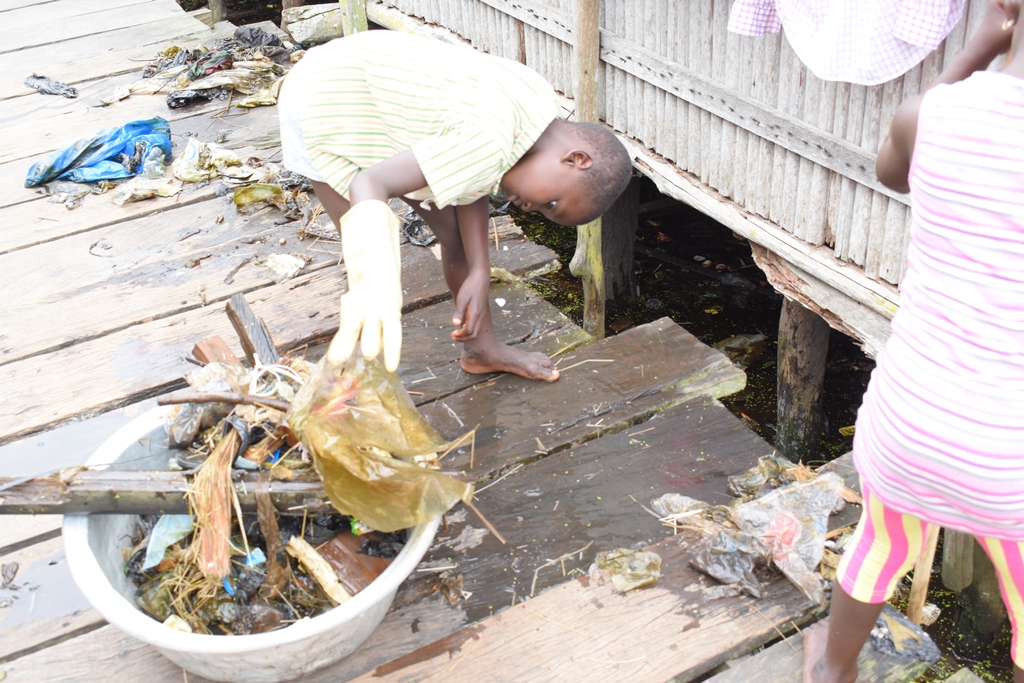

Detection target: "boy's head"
[500, 120, 631, 226]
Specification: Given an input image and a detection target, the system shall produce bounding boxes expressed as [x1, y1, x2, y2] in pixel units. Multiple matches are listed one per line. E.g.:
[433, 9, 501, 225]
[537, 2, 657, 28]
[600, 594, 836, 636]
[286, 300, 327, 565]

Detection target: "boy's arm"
[876, 0, 1017, 193]
[451, 197, 493, 341]
[326, 150, 429, 371]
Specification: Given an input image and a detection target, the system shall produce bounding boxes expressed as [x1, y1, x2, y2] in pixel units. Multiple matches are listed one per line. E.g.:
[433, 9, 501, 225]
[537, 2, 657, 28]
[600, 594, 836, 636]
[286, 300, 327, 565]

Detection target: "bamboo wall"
[377, 0, 989, 289]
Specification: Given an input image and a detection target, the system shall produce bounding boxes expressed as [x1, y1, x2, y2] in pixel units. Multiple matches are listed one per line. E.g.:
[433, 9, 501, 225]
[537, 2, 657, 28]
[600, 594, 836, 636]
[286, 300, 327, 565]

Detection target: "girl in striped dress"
[805, 1, 1024, 681]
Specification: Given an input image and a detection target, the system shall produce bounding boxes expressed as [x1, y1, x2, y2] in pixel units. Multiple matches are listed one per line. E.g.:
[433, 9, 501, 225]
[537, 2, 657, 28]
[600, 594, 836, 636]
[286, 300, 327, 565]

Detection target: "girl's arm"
[876, 0, 1017, 192]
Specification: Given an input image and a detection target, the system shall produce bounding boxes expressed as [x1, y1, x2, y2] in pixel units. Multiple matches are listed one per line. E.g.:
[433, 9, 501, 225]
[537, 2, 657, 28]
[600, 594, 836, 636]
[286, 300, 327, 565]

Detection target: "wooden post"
[775, 297, 829, 463]
[208, 0, 227, 24]
[600, 175, 639, 307]
[339, 0, 369, 36]
[906, 524, 940, 624]
[569, 0, 604, 338]
[942, 529, 976, 591]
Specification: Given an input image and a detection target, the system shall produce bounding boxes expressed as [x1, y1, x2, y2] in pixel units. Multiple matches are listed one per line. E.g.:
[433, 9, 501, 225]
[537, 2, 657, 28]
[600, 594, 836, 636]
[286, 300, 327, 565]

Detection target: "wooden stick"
[491, 217, 500, 252]
[0, 469, 331, 515]
[465, 498, 506, 544]
[158, 391, 291, 412]
[906, 524, 941, 624]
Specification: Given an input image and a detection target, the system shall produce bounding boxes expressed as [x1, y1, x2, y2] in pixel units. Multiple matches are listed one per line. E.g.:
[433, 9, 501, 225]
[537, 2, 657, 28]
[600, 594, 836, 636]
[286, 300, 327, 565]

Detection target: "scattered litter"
[171, 139, 242, 183]
[660, 456, 847, 604]
[713, 333, 767, 369]
[24, 74, 78, 98]
[111, 176, 182, 205]
[143, 514, 195, 570]
[25, 117, 172, 187]
[592, 548, 662, 593]
[257, 253, 310, 282]
[871, 604, 941, 662]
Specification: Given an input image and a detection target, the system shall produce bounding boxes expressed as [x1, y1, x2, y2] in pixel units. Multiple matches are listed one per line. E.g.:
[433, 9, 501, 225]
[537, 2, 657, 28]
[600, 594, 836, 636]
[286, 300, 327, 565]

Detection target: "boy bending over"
[278, 30, 632, 379]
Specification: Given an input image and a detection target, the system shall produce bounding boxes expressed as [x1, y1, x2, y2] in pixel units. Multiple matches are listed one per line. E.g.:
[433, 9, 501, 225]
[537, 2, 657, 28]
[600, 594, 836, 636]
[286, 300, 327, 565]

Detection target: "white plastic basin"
[63, 406, 439, 683]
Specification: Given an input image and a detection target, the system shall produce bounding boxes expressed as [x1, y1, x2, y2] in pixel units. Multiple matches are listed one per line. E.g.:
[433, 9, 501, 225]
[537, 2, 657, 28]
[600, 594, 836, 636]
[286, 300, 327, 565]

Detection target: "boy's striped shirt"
[284, 30, 559, 207]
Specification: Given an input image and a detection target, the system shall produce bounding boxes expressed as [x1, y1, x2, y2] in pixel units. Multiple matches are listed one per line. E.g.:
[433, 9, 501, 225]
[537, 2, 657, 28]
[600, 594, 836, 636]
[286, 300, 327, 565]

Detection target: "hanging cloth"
[728, 0, 966, 85]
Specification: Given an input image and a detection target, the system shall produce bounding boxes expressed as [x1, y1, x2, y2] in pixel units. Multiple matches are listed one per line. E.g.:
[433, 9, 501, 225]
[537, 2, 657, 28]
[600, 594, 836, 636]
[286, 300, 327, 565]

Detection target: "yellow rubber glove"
[326, 200, 403, 372]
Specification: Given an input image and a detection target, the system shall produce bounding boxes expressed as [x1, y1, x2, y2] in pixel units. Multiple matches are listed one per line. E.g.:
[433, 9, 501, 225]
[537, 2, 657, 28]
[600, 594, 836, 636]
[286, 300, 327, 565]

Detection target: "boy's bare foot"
[461, 343, 560, 381]
[802, 619, 856, 683]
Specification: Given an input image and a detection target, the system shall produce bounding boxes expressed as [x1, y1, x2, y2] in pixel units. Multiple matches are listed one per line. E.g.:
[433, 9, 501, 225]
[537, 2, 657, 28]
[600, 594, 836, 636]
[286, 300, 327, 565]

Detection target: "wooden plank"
[397, 395, 772, 623]
[0, 0, 55, 12]
[0, 515, 62, 554]
[0, 196, 341, 363]
[0, 21, 272, 100]
[3, 0, 197, 54]
[705, 627, 929, 683]
[0, 536, 103, 663]
[345, 533, 820, 683]
[0, 102, 281, 232]
[4, 0, 151, 35]
[622, 136, 901, 322]
[416, 317, 747, 476]
[0, 266, 566, 445]
[0, 81, 232, 166]
[0, 14, 209, 100]
[751, 244, 892, 358]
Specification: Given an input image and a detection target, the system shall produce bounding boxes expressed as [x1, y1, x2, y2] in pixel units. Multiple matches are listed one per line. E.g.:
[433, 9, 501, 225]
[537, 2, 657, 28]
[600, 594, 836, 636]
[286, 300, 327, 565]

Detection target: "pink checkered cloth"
[728, 0, 966, 85]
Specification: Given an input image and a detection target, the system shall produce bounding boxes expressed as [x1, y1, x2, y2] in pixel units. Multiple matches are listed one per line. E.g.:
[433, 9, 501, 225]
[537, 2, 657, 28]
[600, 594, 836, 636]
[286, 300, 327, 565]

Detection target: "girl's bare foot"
[460, 343, 560, 381]
[802, 619, 856, 683]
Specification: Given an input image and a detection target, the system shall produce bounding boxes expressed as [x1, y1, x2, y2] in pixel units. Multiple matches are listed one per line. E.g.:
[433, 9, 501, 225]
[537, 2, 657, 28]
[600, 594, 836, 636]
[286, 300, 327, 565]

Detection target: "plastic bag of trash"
[729, 473, 846, 604]
[287, 354, 473, 533]
[25, 117, 172, 187]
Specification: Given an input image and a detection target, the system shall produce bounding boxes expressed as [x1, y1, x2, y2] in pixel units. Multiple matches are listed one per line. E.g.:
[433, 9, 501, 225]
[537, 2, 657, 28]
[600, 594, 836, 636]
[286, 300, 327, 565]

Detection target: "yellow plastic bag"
[288, 355, 472, 532]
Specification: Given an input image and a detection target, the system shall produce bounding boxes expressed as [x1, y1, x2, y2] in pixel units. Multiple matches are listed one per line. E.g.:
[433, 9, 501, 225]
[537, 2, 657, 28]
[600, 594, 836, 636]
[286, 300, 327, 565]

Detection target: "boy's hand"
[327, 200, 403, 372]
[451, 267, 490, 342]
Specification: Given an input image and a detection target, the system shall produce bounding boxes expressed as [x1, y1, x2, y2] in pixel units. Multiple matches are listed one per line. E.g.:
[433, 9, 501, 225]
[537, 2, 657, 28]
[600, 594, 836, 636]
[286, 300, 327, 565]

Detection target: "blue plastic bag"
[25, 117, 172, 187]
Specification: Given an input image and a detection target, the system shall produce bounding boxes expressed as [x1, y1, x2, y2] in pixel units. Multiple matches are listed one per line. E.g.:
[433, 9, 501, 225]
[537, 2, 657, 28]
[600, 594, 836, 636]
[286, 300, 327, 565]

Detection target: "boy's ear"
[561, 149, 593, 169]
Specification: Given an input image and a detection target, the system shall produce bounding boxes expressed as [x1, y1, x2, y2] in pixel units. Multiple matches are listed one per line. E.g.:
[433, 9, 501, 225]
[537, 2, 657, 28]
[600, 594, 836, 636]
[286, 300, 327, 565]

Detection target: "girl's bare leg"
[803, 583, 884, 683]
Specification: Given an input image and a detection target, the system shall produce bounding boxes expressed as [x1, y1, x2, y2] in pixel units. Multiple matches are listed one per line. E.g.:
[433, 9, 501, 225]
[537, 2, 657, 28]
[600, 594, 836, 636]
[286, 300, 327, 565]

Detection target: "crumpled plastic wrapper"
[729, 472, 846, 603]
[171, 139, 244, 183]
[287, 354, 473, 532]
[592, 548, 662, 593]
[165, 362, 250, 448]
[681, 470, 846, 603]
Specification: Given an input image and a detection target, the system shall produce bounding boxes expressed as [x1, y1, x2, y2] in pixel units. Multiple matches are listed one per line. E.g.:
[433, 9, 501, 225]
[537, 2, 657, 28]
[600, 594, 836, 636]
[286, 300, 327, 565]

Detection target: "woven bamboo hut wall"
[365, 0, 991, 356]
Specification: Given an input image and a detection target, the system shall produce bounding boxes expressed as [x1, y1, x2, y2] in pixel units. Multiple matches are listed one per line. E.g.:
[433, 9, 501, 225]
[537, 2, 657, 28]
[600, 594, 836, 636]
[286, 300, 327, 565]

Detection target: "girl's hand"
[451, 268, 491, 342]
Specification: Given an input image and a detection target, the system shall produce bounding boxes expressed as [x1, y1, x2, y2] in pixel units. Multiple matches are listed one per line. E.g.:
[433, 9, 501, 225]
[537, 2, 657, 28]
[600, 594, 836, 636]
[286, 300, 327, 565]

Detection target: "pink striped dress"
[853, 70, 1024, 541]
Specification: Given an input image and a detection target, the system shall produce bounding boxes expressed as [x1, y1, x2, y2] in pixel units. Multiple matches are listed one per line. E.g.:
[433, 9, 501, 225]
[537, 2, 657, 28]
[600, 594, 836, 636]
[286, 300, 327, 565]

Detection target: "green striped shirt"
[289, 30, 560, 207]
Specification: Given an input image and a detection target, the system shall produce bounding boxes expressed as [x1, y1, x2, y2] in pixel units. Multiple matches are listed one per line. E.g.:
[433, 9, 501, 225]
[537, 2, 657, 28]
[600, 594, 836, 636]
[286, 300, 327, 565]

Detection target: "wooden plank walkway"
[0, 2, 914, 682]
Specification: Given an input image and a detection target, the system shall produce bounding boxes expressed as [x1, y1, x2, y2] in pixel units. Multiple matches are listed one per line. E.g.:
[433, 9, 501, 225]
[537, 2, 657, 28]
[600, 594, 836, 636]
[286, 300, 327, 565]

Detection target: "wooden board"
[705, 627, 930, 683]
[0, 22, 237, 100]
[0, 83, 229, 165]
[4, 0, 155, 42]
[0, 103, 282, 237]
[0, 515, 62, 554]
[0, 14, 209, 115]
[395, 395, 773, 623]
[0, 195, 338, 362]
[340, 533, 819, 683]
[0, 536, 103, 663]
[416, 317, 747, 475]
[0, 258, 562, 444]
